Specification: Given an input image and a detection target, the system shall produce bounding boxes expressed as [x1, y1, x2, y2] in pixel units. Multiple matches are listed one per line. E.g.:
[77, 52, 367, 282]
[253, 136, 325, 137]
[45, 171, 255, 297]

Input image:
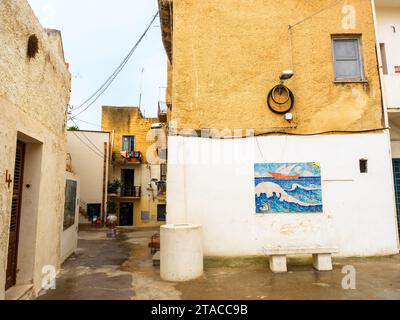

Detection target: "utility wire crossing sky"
[28, 0, 168, 130]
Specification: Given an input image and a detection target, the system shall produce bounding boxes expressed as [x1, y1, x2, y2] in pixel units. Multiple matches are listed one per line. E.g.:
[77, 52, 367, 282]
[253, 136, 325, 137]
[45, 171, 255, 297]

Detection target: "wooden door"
[5, 141, 25, 290]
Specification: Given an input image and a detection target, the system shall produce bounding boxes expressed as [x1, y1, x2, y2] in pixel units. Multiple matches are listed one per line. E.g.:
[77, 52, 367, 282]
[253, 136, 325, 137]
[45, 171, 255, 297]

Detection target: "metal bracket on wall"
[5, 170, 12, 188]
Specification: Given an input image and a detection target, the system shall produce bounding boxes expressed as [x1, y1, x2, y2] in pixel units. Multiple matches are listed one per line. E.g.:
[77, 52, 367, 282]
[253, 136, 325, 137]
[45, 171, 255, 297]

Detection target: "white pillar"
[160, 224, 203, 281]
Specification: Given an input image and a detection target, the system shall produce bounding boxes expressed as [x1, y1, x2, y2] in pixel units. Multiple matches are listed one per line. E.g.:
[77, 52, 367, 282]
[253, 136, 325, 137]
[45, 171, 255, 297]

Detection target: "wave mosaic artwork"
[254, 163, 323, 214]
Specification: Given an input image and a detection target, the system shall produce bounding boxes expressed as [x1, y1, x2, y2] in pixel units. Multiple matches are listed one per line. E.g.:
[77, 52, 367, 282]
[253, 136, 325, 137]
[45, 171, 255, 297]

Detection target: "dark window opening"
[360, 159, 368, 173]
[157, 204, 166, 222]
[121, 169, 139, 197]
[87, 203, 101, 221]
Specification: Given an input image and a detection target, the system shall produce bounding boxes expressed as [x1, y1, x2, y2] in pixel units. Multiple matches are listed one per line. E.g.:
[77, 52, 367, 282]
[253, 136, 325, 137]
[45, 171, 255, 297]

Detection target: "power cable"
[70, 130, 104, 159]
[71, 117, 102, 129]
[173, 127, 390, 140]
[70, 12, 160, 119]
[289, 0, 343, 29]
[70, 118, 104, 155]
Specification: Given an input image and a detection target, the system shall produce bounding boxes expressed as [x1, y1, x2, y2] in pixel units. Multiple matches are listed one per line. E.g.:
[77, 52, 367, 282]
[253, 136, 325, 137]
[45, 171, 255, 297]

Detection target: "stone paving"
[37, 226, 400, 300]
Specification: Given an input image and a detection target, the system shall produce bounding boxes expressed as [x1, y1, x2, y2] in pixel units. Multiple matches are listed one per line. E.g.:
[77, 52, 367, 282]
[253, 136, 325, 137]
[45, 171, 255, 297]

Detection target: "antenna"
[139, 67, 145, 110]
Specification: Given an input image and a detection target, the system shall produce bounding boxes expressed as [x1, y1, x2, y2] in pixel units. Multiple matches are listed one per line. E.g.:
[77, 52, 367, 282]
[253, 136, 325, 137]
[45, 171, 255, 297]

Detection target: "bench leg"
[312, 253, 333, 271]
[269, 255, 287, 273]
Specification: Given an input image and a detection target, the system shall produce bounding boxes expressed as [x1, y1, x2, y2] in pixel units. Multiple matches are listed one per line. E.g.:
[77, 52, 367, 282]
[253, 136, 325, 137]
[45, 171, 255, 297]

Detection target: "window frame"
[331, 36, 365, 83]
[122, 135, 135, 152]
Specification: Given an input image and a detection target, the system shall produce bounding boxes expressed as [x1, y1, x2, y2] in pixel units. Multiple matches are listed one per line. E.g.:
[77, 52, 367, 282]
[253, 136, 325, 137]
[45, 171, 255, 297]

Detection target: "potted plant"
[107, 179, 121, 195]
[106, 198, 118, 238]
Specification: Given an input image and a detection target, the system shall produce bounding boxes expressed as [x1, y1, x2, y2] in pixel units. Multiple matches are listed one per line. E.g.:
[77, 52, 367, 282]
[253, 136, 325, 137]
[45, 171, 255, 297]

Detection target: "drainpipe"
[111, 129, 115, 179]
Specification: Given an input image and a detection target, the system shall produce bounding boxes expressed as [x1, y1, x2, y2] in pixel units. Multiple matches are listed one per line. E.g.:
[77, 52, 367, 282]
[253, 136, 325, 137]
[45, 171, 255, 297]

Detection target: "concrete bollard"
[160, 224, 203, 282]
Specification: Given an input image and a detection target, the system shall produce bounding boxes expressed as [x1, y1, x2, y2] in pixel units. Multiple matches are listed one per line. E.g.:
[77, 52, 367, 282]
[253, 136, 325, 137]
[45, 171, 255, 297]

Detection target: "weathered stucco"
[168, 0, 383, 133]
[0, 0, 70, 299]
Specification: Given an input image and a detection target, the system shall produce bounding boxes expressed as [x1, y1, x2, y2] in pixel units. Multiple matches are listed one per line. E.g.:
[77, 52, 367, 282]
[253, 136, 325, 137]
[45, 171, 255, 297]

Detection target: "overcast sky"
[27, 0, 167, 130]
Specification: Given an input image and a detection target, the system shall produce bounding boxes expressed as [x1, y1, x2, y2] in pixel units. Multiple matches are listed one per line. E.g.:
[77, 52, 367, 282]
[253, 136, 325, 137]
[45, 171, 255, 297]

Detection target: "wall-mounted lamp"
[267, 70, 295, 115]
[280, 70, 294, 81]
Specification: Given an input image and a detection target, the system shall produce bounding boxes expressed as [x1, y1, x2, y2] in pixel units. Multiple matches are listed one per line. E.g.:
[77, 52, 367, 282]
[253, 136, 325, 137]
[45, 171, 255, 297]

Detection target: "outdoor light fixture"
[267, 70, 295, 115]
[279, 70, 294, 81]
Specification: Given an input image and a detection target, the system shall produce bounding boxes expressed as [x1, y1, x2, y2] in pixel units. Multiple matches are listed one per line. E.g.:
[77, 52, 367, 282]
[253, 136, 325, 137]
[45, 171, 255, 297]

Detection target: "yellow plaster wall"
[101, 106, 158, 162]
[169, 0, 383, 134]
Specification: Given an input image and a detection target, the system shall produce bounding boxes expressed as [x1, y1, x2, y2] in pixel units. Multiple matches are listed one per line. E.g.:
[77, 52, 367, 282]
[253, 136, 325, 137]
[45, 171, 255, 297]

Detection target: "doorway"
[6, 141, 25, 290]
[87, 203, 101, 222]
[119, 202, 134, 226]
[392, 159, 400, 233]
[121, 169, 135, 197]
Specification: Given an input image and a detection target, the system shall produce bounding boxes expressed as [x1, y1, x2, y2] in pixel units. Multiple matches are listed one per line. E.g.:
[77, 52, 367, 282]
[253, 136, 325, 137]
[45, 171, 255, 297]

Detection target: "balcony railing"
[112, 151, 142, 164]
[120, 186, 141, 198]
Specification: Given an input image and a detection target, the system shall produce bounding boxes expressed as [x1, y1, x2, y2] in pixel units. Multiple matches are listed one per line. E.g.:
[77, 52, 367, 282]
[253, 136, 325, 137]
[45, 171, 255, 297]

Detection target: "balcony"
[120, 186, 141, 198]
[112, 151, 142, 165]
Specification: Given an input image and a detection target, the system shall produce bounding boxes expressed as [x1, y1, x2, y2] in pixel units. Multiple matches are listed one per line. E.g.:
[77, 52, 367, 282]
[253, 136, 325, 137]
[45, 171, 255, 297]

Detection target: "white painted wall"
[61, 172, 80, 263]
[389, 113, 400, 157]
[167, 132, 400, 257]
[67, 131, 109, 219]
[376, 5, 400, 109]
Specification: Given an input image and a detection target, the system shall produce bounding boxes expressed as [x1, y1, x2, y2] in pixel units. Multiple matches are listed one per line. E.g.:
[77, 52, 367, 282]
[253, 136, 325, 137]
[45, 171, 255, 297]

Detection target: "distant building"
[375, 0, 400, 234]
[159, 0, 399, 257]
[66, 130, 110, 224]
[0, 0, 71, 299]
[102, 106, 167, 227]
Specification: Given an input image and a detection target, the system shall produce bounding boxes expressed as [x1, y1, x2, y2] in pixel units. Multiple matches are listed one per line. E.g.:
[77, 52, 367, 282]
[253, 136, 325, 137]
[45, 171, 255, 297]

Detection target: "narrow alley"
[37, 227, 400, 300]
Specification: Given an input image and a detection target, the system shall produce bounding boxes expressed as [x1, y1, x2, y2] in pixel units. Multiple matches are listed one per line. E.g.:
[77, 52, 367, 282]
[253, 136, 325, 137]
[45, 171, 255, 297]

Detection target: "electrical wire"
[70, 12, 160, 119]
[173, 127, 390, 140]
[288, 0, 342, 74]
[71, 117, 102, 128]
[289, 0, 343, 29]
[70, 130, 104, 159]
[70, 118, 104, 155]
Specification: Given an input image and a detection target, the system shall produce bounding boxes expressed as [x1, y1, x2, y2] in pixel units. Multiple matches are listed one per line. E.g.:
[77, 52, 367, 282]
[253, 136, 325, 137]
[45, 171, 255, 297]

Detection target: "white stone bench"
[263, 247, 339, 273]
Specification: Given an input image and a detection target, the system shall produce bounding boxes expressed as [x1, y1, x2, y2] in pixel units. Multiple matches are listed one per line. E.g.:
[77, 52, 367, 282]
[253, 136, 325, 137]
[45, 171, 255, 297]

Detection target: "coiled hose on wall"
[267, 84, 295, 114]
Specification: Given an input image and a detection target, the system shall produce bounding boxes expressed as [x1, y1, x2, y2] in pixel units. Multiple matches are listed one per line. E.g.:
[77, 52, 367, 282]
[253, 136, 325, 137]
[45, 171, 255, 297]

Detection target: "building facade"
[102, 106, 167, 227]
[0, 0, 71, 299]
[374, 0, 400, 234]
[66, 130, 110, 224]
[160, 0, 400, 256]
